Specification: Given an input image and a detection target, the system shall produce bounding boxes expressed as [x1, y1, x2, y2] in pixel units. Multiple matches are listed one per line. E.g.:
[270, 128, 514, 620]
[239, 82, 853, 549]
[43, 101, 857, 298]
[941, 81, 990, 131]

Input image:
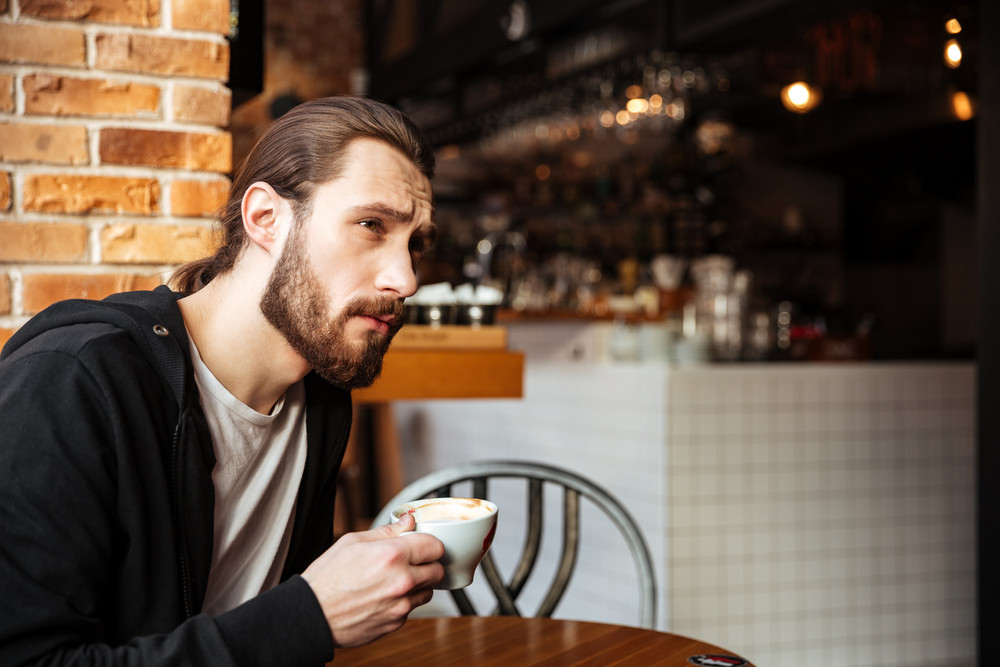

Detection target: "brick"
[0, 123, 89, 165]
[23, 174, 161, 215]
[94, 33, 229, 80]
[0, 74, 13, 113]
[171, 179, 228, 217]
[0, 172, 10, 211]
[24, 75, 160, 118]
[99, 127, 231, 172]
[20, 0, 160, 26]
[100, 222, 216, 264]
[172, 0, 229, 34]
[0, 23, 86, 67]
[0, 274, 10, 315]
[173, 84, 230, 126]
[22, 272, 163, 315]
[0, 221, 89, 262]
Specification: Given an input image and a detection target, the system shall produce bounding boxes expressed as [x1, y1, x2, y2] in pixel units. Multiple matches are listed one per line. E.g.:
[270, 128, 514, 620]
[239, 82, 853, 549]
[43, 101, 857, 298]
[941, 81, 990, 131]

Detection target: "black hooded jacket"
[0, 286, 352, 666]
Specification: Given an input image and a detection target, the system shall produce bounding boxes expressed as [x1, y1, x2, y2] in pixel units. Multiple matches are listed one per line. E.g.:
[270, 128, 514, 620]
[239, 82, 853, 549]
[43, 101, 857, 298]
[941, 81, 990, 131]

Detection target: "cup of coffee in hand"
[392, 497, 498, 589]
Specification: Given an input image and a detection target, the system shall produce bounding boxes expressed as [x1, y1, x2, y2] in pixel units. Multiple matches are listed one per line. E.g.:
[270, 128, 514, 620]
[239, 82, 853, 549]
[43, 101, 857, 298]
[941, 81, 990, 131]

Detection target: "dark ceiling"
[367, 0, 977, 151]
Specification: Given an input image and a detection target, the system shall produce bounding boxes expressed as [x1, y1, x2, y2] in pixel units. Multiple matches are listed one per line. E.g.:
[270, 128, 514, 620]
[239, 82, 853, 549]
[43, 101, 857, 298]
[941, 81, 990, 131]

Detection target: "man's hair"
[171, 95, 436, 293]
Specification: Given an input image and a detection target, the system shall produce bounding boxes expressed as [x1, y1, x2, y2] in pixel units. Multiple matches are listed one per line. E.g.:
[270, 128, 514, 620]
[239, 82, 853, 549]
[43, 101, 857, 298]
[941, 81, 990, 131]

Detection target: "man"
[0, 96, 445, 666]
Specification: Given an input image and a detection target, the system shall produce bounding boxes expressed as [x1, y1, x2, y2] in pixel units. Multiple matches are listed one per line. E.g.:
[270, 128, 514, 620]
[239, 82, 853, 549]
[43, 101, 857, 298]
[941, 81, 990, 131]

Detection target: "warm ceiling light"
[946, 18, 962, 34]
[780, 82, 821, 113]
[945, 39, 962, 68]
[615, 109, 631, 126]
[626, 98, 649, 114]
[535, 164, 551, 181]
[952, 91, 974, 121]
[599, 110, 616, 128]
[625, 84, 642, 99]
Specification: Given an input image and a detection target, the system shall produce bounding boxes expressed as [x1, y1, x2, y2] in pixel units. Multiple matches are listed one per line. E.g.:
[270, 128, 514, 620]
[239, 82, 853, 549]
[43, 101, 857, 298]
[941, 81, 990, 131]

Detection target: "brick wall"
[0, 0, 234, 346]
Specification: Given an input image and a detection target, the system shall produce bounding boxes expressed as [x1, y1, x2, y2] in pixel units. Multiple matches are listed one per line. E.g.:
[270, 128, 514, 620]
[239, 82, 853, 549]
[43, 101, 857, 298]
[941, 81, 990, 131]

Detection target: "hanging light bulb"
[780, 82, 821, 113]
[625, 97, 649, 114]
[944, 39, 962, 68]
[952, 91, 974, 121]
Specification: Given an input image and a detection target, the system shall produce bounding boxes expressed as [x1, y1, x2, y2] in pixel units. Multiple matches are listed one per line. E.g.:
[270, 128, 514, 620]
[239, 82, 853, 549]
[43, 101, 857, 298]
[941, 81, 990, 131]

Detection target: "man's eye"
[360, 219, 382, 232]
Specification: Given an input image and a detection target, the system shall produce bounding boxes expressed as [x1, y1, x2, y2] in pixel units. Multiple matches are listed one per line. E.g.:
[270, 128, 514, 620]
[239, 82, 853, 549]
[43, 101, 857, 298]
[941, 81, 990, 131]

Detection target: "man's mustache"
[342, 297, 406, 323]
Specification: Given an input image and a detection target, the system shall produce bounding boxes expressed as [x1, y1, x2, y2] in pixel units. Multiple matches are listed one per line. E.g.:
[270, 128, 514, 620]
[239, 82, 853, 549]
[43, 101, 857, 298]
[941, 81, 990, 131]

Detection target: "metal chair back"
[371, 460, 657, 629]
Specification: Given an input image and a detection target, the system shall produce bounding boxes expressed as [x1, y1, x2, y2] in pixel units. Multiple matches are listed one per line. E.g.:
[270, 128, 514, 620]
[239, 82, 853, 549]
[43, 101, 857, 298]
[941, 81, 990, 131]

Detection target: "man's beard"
[259, 227, 405, 390]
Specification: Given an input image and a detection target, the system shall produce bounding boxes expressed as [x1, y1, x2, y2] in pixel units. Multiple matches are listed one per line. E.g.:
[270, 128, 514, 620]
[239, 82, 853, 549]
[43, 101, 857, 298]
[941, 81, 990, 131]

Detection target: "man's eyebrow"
[350, 202, 414, 221]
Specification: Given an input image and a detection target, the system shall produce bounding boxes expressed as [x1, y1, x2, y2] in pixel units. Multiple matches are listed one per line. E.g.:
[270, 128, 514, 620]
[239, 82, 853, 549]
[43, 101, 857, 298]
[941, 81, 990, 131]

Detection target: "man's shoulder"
[1, 287, 190, 404]
[7, 320, 133, 358]
[3, 286, 184, 356]
[0, 316, 161, 388]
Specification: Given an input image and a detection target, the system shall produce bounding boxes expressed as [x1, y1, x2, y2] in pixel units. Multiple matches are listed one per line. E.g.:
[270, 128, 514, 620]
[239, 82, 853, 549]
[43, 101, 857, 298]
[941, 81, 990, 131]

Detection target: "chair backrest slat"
[481, 551, 521, 615]
[507, 478, 543, 598]
[450, 586, 477, 616]
[537, 487, 580, 617]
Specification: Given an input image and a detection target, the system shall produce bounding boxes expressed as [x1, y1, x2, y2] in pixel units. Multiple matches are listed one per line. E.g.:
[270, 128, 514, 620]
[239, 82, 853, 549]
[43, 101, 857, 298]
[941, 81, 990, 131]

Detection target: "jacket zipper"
[170, 419, 195, 618]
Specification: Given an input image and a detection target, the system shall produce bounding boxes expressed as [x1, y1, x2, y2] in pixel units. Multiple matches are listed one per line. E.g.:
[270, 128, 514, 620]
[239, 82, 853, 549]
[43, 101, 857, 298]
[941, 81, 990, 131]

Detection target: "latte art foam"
[398, 498, 494, 524]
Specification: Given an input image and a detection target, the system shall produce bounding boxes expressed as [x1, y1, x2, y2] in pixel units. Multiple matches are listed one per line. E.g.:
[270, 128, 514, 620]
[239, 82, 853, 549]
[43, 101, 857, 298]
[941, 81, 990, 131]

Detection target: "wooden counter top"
[353, 348, 524, 402]
[352, 325, 524, 403]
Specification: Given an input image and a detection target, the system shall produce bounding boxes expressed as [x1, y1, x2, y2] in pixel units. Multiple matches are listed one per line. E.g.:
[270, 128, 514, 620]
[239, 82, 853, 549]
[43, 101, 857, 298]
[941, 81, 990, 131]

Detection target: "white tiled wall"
[392, 324, 976, 666]
[668, 364, 976, 667]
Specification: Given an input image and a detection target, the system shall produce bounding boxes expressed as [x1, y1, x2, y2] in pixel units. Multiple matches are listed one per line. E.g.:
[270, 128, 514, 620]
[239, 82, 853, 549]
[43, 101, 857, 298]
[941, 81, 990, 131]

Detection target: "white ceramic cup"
[391, 497, 499, 589]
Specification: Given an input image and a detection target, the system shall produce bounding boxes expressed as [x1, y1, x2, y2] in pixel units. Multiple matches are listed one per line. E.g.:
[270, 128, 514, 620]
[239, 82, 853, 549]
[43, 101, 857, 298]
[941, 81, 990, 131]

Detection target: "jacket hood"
[1, 285, 190, 408]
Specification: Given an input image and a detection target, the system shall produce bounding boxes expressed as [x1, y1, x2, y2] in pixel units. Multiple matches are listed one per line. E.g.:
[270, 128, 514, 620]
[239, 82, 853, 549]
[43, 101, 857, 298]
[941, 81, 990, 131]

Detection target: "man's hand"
[301, 513, 445, 648]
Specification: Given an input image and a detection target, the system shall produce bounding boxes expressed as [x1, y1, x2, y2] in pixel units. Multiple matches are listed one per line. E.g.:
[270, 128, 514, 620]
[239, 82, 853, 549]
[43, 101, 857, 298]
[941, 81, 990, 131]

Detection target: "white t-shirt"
[187, 337, 308, 615]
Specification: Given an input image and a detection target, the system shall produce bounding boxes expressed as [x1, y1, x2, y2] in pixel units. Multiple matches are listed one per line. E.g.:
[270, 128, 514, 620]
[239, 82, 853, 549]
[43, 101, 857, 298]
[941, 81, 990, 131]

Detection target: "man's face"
[259, 138, 436, 389]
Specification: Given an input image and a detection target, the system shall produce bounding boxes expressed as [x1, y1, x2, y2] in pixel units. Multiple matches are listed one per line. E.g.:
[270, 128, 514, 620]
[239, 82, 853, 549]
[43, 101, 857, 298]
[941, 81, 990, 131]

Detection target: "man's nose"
[376, 246, 418, 298]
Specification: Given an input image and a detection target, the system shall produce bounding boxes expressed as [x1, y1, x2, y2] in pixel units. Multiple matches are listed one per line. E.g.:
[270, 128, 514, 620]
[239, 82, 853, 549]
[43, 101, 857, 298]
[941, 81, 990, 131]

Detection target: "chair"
[371, 460, 657, 629]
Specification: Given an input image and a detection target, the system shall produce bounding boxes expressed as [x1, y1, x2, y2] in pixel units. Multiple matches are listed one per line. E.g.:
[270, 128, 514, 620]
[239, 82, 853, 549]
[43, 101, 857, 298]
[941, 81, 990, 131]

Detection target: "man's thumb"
[382, 511, 416, 536]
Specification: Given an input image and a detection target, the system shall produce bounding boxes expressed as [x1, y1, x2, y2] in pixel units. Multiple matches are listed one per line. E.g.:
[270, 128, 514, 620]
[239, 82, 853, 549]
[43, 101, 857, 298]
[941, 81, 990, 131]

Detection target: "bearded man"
[0, 96, 445, 666]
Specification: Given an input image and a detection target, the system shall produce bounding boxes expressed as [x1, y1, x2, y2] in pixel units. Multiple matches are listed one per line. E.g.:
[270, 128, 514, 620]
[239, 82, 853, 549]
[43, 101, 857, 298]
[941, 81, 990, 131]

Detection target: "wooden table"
[331, 616, 755, 666]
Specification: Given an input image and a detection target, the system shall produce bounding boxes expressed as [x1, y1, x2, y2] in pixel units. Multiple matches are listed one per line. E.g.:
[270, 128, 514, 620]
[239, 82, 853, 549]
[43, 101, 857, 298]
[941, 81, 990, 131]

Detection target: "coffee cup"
[392, 497, 498, 589]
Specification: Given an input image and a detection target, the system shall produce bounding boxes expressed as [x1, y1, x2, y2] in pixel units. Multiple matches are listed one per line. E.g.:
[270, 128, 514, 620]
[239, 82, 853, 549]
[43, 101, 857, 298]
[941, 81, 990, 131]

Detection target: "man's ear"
[241, 181, 290, 255]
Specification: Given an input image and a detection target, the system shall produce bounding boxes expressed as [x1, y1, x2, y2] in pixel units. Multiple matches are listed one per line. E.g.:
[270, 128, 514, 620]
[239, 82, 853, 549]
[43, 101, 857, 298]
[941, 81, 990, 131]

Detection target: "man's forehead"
[340, 139, 430, 188]
[330, 142, 432, 220]
[342, 137, 428, 177]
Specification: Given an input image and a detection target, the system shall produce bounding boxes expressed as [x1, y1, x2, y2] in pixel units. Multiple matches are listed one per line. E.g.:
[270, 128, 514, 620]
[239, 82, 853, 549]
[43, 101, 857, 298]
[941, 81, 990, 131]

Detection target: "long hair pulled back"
[171, 96, 435, 294]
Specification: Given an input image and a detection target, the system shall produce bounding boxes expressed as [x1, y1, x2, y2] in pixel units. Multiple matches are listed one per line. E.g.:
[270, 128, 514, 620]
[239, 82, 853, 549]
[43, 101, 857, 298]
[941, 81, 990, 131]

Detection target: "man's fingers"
[409, 583, 436, 609]
[356, 512, 414, 542]
[387, 512, 416, 534]
[348, 513, 444, 565]
[412, 560, 445, 589]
